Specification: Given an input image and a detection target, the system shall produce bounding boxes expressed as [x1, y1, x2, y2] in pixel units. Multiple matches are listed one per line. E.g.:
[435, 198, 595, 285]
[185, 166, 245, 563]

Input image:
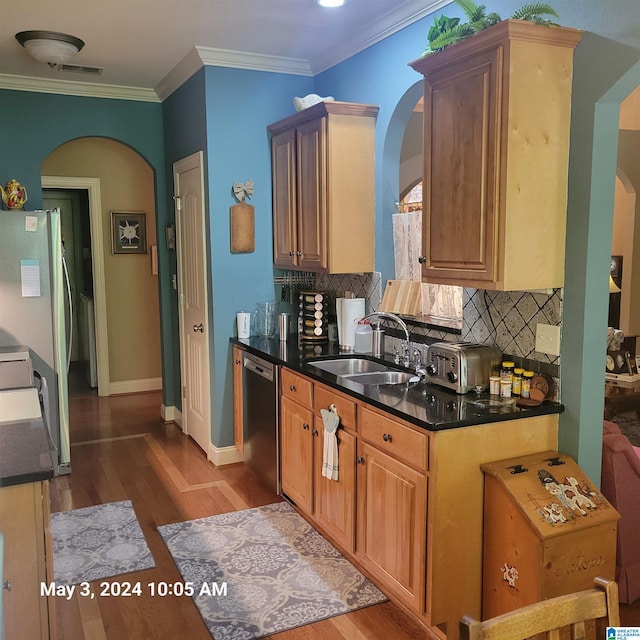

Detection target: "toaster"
[425, 342, 501, 394]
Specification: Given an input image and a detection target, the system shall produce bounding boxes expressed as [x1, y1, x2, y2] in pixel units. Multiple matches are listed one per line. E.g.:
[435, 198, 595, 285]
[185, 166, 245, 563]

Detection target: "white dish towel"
[321, 404, 340, 481]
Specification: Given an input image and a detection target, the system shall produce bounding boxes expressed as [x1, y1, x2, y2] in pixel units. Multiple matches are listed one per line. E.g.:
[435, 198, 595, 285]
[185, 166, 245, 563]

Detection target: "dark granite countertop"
[231, 337, 564, 432]
[0, 417, 55, 487]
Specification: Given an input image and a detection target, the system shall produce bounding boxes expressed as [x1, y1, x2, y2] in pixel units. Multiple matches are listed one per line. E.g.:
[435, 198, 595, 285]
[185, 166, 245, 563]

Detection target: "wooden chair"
[460, 578, 620, 640]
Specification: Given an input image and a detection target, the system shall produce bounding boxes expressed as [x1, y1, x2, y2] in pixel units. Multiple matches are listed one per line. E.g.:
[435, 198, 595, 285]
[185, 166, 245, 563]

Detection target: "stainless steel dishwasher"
[242, 353, 279, 494]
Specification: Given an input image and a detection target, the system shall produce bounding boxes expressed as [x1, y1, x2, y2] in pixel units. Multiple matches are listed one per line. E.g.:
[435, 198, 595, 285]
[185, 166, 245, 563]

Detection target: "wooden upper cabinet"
[271, 128, 298, 268]
[410, 21, 583, 290]
[268, 101, 379, 274]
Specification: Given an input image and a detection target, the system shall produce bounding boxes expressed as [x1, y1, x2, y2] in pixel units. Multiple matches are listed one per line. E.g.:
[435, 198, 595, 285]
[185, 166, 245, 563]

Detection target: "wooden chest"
[481, 451, 619, 619]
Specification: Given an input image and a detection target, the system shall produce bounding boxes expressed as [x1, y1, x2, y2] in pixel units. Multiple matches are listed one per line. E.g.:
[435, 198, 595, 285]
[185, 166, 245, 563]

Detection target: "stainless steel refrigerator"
[0, 209, 71, 475]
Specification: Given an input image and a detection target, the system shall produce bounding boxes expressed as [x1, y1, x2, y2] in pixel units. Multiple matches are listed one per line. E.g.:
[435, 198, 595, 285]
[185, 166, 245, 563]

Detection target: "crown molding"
[155, 46, 312, 101]
[309, 0, 452, 74]
[0, 72, 159, 102]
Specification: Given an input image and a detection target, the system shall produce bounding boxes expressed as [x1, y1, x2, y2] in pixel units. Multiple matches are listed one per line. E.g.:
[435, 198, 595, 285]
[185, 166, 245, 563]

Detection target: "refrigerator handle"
[62, 253, 73, 373]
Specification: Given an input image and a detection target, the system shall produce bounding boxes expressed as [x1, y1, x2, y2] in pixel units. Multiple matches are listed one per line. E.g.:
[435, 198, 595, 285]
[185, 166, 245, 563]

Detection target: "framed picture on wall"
[111, 211, 147, 254]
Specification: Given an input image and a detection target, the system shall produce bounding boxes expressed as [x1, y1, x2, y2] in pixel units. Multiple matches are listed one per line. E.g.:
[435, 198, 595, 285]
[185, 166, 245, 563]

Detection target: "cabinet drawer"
[314, 384, 357, 432]
[281, 368, 313, 408]
[360, 406, 428, 471]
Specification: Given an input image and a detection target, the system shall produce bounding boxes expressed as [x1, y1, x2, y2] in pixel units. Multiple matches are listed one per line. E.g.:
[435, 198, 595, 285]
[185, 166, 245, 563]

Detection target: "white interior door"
[174, 151, 211, 454]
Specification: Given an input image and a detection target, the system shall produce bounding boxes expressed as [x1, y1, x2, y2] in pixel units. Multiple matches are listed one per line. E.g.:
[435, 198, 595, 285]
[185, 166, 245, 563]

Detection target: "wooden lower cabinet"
[313, 428, 356, 553]
[280, 372, 357, 554]
[278, 366, 560, 640]
[280, 394, 314, 513]
[0, 480, 54, 640]
[232, 345, 244, 454]
[356, 441, 427, 614]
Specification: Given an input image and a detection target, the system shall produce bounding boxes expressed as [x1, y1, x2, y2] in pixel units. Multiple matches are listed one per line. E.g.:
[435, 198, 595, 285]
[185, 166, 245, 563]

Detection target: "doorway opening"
[43, 188, 96, 397]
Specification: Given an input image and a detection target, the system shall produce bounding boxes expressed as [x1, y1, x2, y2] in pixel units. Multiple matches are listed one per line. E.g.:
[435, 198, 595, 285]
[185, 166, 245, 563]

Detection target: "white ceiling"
[0, 0, 451, 101]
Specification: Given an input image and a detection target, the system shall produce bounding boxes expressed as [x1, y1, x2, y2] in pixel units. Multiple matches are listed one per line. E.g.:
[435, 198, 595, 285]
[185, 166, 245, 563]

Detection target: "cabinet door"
[422, 46, 501, 285]
[312, 427, 355, 553]
[296, 117, 327, 271]
[0, 482, 51, 640]
[356, 441, 427, 613]
[232, 346, 244, 454]
[272, 128, 298, 267]
[280, 395, 313, 512]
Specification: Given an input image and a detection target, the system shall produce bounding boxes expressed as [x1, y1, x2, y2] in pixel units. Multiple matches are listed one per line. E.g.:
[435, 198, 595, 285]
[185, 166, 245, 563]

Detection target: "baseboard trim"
[208, 443, 244, 467]
[110, 377, 162, 395]
[161, 404, 183, 427]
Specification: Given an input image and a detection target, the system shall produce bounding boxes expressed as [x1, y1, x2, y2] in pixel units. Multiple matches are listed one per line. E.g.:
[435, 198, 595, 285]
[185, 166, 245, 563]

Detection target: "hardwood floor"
[51, 391, 426, 639]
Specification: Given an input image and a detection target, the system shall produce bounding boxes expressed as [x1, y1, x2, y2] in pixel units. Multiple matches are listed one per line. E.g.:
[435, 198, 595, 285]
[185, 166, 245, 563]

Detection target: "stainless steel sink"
[307, 358, 389, 376]
[342, 371, 419, 386]
[307, 358, 419, 386]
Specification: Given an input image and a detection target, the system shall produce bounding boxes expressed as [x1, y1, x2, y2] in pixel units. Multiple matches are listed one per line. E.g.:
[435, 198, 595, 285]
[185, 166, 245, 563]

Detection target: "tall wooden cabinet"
[0, 481, 54, 639]
[267, 101, 378, 274]
[410, 21, 583, 290]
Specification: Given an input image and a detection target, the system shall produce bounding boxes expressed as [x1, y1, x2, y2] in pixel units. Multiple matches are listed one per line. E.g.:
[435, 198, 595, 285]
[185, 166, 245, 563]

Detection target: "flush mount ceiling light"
[15, 30, 85, 68]
[315, 0, 347, 7]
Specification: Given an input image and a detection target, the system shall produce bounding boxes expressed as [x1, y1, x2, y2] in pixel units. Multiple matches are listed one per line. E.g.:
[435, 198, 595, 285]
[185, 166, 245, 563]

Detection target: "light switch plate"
[535, 323, 561, 356]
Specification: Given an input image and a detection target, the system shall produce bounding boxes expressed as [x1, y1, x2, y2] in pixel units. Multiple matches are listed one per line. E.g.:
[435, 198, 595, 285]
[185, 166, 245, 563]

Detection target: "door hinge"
[182, 385, 187, 398]
[173, 195, 182, 211]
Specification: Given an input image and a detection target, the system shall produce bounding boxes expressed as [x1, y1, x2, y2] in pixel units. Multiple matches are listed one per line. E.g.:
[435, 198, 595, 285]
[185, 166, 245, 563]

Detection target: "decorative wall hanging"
[1, 179, 28, 210]
[111, 211, 147, 254]
[230, 179, 255, 254]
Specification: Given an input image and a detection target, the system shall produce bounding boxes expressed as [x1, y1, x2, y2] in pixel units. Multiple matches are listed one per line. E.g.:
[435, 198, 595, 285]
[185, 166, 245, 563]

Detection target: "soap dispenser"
[372, 322, 385, 358]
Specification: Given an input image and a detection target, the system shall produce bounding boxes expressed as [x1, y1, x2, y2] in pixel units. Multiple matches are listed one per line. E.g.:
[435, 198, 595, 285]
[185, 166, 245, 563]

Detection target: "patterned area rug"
[158, 501, 387, 640]
[51, 500, 155, 585]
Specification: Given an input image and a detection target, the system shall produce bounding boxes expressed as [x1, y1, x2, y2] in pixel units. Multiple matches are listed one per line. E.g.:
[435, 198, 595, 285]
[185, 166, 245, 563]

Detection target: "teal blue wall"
[203, 66, 313, 447]
[0, 88, 175, 405]
[162, 68, 209, 412]
[163, 66, 313, 446]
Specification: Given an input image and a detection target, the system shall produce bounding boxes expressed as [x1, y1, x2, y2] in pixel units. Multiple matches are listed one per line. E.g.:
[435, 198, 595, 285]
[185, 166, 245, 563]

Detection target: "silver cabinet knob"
[193, 324, 204, 332]
[3, 579, 11, 591]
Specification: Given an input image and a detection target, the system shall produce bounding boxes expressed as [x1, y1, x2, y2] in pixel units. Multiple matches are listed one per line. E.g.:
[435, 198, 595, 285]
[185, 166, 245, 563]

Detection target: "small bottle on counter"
[521, 370, 534, 398]
[512, 368, 524, 397]
[489, 375, 501, 396]
[500, 361, 515, 382]
[500, 377, 512, 398]
[354, 319, 373, 353]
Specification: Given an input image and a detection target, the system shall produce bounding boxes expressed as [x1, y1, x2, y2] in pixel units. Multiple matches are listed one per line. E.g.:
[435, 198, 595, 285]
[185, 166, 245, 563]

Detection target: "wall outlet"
[535, 323, 561, 356]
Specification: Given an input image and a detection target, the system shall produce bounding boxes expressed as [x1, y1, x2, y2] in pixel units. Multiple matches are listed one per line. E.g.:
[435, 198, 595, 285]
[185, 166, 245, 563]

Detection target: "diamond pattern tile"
[293, 271, 561, 368]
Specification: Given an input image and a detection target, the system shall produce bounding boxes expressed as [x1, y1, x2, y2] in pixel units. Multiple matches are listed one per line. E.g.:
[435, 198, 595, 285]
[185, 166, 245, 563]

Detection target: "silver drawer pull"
[3, 579, 11, 591]
[382, 433, 393, 442]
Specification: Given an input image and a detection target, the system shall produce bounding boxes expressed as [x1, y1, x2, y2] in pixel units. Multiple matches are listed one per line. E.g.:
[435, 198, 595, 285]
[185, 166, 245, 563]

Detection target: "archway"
[41, 137, 162, 399]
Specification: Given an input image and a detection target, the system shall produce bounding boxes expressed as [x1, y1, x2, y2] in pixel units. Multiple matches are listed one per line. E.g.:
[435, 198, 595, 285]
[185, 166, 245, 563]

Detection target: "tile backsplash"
[315, 272, 562, 368]
[315, 272, 382, 315]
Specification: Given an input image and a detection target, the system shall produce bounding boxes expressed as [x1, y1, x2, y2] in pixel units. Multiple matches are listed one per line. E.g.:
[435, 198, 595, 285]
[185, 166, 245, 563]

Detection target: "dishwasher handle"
[243, 355, 274, 382]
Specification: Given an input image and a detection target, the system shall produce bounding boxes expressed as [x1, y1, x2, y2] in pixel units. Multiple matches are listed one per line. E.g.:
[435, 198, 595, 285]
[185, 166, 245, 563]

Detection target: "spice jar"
[521, 370, 534, 398]
[512, 368, 524, 397]
[500, 361, 515, 382]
